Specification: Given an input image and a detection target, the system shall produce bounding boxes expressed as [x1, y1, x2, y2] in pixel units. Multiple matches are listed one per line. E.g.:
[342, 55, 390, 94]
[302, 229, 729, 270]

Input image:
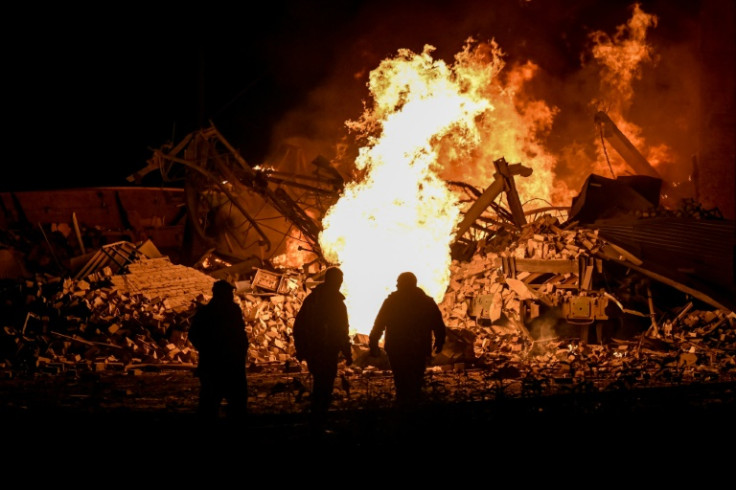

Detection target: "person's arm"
[292, 297, 311, 361]
[235, 304, 249, 349]
[430, 300, 446, 353]
[368, 300, 388, 356]
[188, 308, 204, 349]
[338, 303, 353, 364]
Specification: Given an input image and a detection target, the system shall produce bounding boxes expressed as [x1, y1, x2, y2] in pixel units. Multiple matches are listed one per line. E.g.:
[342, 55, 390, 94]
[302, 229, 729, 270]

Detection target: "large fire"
[308, 4, 664, 335]
[319, 44, 490, 334]
[589, 4, 662, 180]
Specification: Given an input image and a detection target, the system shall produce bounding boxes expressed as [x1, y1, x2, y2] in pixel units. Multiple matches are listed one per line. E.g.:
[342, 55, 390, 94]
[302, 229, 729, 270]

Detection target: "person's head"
[212, 279, 235, 300]
[323, 266, 343, 290]
[396, 272, 417, 291]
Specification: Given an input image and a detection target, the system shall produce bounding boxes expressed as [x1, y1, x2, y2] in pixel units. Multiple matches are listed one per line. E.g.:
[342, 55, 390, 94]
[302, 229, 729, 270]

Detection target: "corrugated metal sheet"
[586, 216, 735, 311]
[591, 217, 733, 261]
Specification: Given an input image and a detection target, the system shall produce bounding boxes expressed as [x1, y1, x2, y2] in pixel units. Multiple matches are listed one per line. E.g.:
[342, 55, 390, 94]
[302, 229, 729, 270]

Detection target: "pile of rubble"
[435, 214, 736, 390]
[1, 211, 734, 408]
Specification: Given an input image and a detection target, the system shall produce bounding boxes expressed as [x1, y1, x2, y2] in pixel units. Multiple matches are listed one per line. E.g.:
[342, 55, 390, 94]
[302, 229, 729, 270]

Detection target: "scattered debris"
[1, 211, 733, 414]
[1, 146, 734, 413]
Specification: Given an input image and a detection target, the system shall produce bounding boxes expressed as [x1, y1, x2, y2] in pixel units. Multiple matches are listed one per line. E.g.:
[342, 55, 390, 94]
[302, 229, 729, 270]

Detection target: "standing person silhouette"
[369, 272, 446, 409]
[189, 279, 249, 425]
[293, 266, 353, 434]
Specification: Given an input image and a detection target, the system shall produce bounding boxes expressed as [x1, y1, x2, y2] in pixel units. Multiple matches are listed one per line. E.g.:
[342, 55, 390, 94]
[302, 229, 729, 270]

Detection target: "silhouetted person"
[369, 272, 446, 409]
[293, 266, 353, 434]
[189, 279, 249, 425]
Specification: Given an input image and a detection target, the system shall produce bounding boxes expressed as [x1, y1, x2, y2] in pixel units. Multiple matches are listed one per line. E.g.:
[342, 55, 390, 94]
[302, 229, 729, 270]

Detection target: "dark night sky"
[4, 0, 732, 195]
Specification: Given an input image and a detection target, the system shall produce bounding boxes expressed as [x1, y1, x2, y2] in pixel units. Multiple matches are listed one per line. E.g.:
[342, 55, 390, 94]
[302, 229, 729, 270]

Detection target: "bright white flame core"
[319, 46, 490, 334]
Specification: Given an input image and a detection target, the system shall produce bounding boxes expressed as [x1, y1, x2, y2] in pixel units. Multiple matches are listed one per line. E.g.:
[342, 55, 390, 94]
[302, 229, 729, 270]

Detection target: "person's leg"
[312, 373, 332, 412]
[308, 360, 337, 433]
[406, 358, 426, 405]
[198, 378, 222, 422]
[223, 372, 248, 422]
[387, 355, 424, 441]
[388, 354, 416, 407]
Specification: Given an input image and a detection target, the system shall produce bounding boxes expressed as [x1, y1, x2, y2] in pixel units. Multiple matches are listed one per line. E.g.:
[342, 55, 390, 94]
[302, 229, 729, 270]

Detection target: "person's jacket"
[189, 296, 248, 376]
[293, 282, 351, 363]
[369, 285, 446, 358]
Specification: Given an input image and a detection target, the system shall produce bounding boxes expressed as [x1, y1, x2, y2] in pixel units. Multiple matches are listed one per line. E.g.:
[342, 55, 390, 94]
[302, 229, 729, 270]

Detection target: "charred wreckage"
[0, 115, 734, 419]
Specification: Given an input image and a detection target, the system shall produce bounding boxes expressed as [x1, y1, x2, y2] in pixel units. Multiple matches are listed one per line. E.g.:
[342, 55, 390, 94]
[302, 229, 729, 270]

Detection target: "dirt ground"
[2, 366, 735, 464]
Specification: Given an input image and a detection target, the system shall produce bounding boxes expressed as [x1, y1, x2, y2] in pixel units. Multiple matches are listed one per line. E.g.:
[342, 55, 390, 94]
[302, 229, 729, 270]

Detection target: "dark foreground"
[2, 371, 735, 476]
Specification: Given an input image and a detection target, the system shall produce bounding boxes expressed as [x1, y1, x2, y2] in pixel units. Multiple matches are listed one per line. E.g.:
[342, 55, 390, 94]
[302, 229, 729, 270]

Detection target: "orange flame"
[589, 4, 669, 179]
[320, 40, 569, 334]
[438, 41, 567, 206]
[272, 235, 315, 269]
[316, 5, 671, 334]
[320, 44, 490, 334]
[590, 3, 658, 113]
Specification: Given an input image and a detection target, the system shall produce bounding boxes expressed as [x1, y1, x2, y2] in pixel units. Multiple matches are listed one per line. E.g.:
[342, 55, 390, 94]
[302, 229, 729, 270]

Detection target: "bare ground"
[2, 366, 734, 465]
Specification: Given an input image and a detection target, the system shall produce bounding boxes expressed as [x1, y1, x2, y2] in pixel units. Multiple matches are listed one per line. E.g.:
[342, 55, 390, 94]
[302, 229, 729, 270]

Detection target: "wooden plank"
[521, 272, 546, 284]
[581, 264, 594, 290]
[512, 258, 578, 274]
[455, 176, 504, 241]
[495, 157, 527, 227]
[454, 159, 533, 240]
[72, 212, 86, 254]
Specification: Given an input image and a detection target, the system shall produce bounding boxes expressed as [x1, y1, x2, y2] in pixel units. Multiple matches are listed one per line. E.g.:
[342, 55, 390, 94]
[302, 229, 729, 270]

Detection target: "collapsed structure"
[1, 111, 734, 410]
